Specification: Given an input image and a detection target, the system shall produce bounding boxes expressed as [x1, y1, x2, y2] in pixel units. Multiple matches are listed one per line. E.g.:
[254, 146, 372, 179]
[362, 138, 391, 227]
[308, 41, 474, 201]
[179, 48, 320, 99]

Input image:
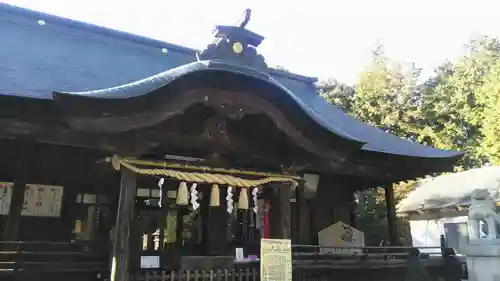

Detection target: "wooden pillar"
[2, 142, 31, 242]
[207, 186, 230, 255]
[3, 182, 26, 242]
[348, 190, 357, 228]
[269, 183, 292, 239]
[384, 184, 399, 245]
[311, 176, 333, 243]
[280, 186, 291, 239]
[110, 168, 137, 281]
[296, 182, 310, 244]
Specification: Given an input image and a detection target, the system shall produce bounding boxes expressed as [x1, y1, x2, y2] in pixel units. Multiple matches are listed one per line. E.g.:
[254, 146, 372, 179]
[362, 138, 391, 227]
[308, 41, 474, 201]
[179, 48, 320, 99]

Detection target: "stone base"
[465, 239, 500, 281]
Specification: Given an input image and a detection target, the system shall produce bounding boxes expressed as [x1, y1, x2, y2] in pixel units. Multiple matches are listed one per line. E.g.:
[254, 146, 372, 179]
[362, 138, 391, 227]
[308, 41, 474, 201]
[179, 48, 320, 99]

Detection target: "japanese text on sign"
[260, 239, 292, 281]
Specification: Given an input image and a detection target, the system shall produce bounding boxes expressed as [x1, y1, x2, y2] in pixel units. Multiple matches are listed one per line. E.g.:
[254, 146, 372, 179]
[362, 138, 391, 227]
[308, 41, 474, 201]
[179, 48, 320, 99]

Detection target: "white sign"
[235, 247, 244, 261]
[82, 194, 97, 204]
[0, 182, 14, 215]
[22, 184, 64, 217]
[140, 256, 160, 269]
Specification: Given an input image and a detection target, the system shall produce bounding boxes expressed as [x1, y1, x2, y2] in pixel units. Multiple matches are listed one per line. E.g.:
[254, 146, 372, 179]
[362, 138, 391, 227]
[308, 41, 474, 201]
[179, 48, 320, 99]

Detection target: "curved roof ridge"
[53, 60, 365, 145]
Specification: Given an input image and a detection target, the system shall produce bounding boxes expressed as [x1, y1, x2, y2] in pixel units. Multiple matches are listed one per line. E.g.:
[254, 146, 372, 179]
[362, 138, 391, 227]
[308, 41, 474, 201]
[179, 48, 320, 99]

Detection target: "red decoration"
[263, 200, 270, 238]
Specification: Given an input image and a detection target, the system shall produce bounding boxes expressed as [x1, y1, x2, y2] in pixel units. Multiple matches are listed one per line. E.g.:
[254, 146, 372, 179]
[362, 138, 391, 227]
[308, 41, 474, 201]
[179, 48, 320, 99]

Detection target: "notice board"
[260, 238, 292, 281]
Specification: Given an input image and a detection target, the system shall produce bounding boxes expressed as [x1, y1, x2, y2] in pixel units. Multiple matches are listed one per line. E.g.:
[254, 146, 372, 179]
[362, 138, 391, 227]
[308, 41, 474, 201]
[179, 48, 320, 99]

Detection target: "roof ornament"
[196, 9, 268, 69]
[236, 9, 252, 29]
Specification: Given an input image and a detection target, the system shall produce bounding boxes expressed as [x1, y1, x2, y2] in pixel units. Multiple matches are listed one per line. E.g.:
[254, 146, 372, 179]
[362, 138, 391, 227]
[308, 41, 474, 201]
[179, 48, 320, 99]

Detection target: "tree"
[317, 78, 355, 112]
[475, 59, 500, 164]
[352, 44, 424, 141]
[319, 45, 425, 244]
[320, 38, 500, 244]
[416, 37, 500, 168]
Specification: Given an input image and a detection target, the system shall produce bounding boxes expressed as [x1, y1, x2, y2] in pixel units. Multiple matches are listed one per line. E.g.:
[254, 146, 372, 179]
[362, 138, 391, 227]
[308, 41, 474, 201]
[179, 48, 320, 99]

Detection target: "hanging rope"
[108, 156, 301, 180]
[116, 159, 298, 188]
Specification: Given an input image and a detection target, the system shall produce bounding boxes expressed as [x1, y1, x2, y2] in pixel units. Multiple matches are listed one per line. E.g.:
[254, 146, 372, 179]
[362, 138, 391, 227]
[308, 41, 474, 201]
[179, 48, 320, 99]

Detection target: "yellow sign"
[260, 239, 292, 281]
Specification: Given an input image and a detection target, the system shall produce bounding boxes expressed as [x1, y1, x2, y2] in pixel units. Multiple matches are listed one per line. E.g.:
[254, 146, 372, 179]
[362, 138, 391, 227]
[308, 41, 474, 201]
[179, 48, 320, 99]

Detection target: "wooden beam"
[280, 186, 292, 239]
[2, 141, 31, 242]
[268, 183, 292, 239]
[206, 186, 230, 255]
[384, 184, 399, 245]
[60, 88, 354, 161]
[2, 182, 26, 241]
[110, 168, 137, 281]
[295, 182, 310, 244]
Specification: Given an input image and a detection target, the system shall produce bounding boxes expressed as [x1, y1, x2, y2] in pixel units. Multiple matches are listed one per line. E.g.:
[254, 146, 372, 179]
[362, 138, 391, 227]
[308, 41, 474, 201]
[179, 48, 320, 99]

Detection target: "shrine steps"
[0, 241, 109, 281]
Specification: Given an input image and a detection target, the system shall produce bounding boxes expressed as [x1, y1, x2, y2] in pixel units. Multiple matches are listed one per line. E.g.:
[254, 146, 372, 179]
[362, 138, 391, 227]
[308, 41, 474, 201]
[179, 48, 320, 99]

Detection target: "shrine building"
[0, 4, 463, 281]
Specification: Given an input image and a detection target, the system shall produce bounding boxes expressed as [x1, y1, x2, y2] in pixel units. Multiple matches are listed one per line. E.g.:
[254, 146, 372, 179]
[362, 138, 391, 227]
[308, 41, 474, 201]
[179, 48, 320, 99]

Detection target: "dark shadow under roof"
[0, 3, 462, 160]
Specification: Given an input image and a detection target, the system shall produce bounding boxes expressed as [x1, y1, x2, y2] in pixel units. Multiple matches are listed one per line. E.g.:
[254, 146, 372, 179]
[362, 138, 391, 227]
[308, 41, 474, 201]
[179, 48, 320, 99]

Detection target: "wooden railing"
[140, 269, 259, 281]
[137, 266, 456, 281]
[292, 244, 441, 262]
[0, 241, 109, 280]
[134, 244, 468, 281]
[0, 241, 467, 281]
[292, 244, 467, 279]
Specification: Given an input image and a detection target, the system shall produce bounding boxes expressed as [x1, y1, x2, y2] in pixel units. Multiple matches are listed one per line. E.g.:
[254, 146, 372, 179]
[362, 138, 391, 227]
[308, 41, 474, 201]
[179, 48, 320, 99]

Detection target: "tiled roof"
[0, 3, 462, 160]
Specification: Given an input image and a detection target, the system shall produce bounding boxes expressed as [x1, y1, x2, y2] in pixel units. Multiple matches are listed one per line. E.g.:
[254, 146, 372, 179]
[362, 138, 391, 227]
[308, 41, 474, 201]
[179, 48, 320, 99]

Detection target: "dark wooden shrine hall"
[0, 4, 463, 281]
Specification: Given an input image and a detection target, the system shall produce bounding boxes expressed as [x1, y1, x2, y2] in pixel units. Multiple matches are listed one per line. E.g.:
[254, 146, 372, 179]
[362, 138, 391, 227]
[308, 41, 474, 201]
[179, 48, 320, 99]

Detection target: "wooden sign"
[22, 184, 64, 217]
[0, 182, 14, 215]
[260, 239, 292, 281]
[318, 221, 365, 254]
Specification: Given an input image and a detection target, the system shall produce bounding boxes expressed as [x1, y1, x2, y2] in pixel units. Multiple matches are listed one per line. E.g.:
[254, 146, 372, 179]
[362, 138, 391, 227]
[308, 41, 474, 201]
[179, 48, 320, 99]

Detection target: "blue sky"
[4, 0, 500, 84]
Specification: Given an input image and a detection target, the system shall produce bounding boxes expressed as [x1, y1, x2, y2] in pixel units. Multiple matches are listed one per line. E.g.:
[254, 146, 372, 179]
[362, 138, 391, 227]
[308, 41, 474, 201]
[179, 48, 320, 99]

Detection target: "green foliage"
[418, 36, 500, 167]
[355, 182, 416, 245]
[320, 36, 500, 244]
[476, 59, 500, 164]
[352, 45, 424, 141]
[318, 78, 355, 112]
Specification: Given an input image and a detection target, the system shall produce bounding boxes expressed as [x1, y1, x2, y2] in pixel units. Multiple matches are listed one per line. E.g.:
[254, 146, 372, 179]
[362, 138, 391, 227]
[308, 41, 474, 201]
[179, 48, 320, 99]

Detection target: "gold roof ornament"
[232, 42, 244, 54]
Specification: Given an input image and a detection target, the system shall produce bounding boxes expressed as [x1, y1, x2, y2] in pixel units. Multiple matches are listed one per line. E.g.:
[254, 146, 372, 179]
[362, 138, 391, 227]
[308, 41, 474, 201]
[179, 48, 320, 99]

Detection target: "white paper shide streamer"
[226, 186, 233, 214]
[252, 187, 259, 213]
[190, 183, 199, 210]
[157, 178, 165, 207]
